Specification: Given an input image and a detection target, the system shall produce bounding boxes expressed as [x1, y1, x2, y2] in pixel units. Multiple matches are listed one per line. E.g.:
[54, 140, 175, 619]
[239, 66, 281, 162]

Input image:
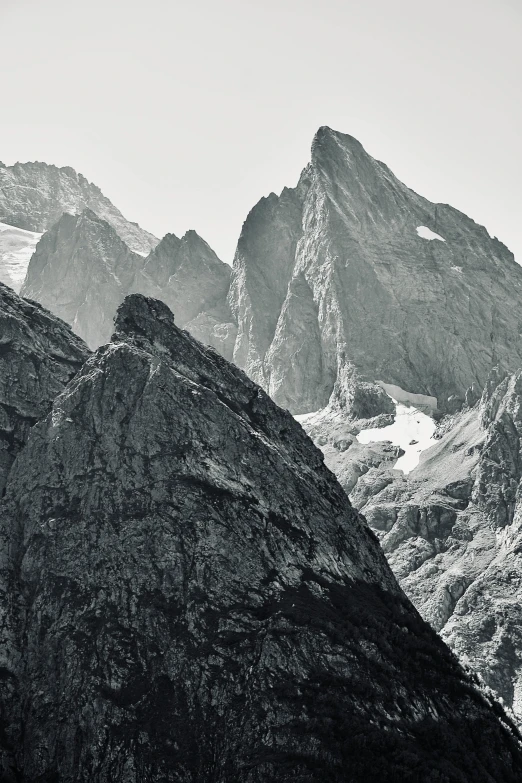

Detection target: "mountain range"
[1, 286, 522, 781]
[3, 128, 522, 776]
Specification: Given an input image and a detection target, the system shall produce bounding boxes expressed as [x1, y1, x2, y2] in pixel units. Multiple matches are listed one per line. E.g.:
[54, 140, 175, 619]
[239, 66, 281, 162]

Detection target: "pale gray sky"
[1, 0, 520, 263]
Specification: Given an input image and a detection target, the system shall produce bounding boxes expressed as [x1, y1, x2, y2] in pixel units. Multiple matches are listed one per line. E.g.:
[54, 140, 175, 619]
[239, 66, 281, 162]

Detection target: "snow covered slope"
[356, 384, 437, 473]
[357, 400, 437, 473]
[0, 222, 42, 292]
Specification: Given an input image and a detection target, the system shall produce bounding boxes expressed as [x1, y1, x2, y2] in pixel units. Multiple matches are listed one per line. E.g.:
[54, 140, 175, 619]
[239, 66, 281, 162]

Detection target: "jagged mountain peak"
[21, 207, 142, 350]
[0, 159, 158, 257]
[181, 227, 204, 242]
[8, 160, 103, 197]
[231, 126, 522, 416]
[311, 124, 367, 158]
[179, 228, 226, 259]
[113, 292, 176, 341]
[32, 207, 137, 255]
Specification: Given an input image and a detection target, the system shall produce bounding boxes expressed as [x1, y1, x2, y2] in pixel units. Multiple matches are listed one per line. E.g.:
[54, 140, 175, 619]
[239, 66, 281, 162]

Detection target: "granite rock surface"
[330, 370, 522, 725]
[21, 209, 144, 349]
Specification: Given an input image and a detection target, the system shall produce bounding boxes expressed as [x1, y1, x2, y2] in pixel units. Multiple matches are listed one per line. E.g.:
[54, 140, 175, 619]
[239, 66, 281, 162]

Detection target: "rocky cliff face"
[1, 294, 522, 781]
[230, 127, 522, 414]
[21, 209, 144, 349]
[0, 281, 89, 494]
[0, 160, 158, 256]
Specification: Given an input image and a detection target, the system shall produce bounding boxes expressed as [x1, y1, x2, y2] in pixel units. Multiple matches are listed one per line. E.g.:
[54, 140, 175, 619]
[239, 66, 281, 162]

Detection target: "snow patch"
[357, 395, 437, 474]
[416, 226, 446, 242]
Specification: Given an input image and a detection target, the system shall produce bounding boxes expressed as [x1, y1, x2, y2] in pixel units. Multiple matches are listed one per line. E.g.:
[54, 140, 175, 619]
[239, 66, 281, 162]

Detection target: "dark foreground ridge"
[1, 293, 522, 781]
[0, 281, 89, 493]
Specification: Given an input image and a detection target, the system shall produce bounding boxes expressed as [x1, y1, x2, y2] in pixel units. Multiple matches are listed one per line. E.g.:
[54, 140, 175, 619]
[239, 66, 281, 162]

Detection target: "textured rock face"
[136, 230, 237, 360]
[230, 126, 522, 414]
[21, 209, 143, 349]
[0, 281, 89, 493]
[0, 160, 158, 256]
[342, 370, 522, 725]
[1, 294, 522, 781]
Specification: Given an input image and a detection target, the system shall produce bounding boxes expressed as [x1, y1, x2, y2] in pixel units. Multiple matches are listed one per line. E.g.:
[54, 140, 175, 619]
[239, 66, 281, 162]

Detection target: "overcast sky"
[1, 0, 520, 263]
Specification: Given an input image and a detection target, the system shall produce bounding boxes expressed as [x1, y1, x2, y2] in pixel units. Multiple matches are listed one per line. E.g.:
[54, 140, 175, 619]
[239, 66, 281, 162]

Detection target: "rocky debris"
[1, 294, 522, 781]
[343, 368, 522, 724]
[0, 160, 158, 256]
[0, 281, 89, 493]
[230, 126, 522, 414]
[21, 209, 144, 350]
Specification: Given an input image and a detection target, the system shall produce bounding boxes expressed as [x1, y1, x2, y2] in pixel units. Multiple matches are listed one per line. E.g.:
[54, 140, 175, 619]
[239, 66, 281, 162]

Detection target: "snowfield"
[416, 225, 446, 242]
[0, 222, 42, 292]
[357, 396, 437, 474]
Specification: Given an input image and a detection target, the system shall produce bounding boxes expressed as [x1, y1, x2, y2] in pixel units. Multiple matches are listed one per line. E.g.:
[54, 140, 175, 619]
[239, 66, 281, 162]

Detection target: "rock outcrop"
[1, 294, 522, 781]
[0, 281, 89, 493]
[0, 160, 158, 256]
[230, 126, 522, 414]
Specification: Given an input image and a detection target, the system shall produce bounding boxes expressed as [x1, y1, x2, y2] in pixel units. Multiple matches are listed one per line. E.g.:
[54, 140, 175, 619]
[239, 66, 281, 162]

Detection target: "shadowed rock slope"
[1, 294, 522, 781]
[0, 281, 89, 494]
[0, 160, 158, 256]
[21, 213, 236, 357]
[229, 126, 522, 414]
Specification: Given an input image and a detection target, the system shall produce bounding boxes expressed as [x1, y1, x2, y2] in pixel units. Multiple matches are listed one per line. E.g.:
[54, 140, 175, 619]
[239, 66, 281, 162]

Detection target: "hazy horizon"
[1, 0, 520, 263]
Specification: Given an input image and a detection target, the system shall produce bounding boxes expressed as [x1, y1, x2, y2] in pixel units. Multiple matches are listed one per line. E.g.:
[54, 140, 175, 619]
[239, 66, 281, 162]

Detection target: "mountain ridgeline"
[5, 128, 522, 773]
[1, 288, 522, 781]
[21, 210, 236, 357]
[0, 160, 158, 255]
[16, 128, 522, 419]
[2, 155, 520, 478]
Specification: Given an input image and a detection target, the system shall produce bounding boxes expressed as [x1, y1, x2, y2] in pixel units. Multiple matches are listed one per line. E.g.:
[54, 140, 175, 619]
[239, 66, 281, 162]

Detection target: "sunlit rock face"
[0, 160, 158, 256]
[229, 126, 522, 415]
[1, 294, 522, 781]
